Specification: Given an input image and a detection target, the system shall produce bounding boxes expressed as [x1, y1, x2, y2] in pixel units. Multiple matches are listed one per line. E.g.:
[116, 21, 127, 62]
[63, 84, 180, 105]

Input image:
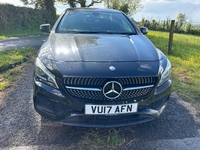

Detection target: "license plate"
[85, 103, 138, 115]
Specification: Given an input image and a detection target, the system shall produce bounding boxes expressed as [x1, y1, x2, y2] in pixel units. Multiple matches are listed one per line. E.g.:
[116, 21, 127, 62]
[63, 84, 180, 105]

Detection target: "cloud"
[134, 0, 200, 23]
[0, 0, 23, 6]
[1, 0, 199, 24]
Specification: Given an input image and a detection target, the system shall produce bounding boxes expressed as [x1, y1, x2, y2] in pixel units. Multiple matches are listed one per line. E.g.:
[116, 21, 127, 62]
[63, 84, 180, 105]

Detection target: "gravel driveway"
[0, 35, 200, 149]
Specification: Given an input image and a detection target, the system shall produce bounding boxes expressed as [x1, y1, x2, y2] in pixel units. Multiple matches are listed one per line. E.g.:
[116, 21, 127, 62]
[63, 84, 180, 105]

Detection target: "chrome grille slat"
[84, 78, 87, 85]
[63, 77, 158, 101]
[136, 77, 138, 84]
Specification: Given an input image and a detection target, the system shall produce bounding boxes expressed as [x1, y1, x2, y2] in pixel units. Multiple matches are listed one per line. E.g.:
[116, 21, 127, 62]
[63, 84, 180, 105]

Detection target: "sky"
[0, 0, 200, 23]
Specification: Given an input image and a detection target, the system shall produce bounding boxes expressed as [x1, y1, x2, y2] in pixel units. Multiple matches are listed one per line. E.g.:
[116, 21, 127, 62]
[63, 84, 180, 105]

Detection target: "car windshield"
[56, 10, 137, 34]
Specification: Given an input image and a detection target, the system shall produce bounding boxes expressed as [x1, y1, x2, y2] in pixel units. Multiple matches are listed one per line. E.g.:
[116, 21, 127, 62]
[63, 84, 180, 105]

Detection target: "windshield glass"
[56, 10, 137, 34]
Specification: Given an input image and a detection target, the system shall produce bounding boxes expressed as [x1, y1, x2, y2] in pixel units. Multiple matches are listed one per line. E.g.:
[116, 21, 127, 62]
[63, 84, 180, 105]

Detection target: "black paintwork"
[48, 34, 158, 62]
[33, 8, 172, 127]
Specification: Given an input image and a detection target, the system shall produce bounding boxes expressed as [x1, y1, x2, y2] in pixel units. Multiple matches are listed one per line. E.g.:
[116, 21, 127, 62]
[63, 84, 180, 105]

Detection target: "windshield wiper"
[63, 31, 137, 35]
[75, 31, 115, 34]
[116, 32, 137, 35]
[82, 31, 137, 35]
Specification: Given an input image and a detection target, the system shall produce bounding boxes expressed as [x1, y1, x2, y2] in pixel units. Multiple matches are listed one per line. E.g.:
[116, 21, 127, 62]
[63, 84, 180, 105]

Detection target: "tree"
[177, 13, 188, 28]
[144, 19, 151, 28]
[162, 20, 166, 30]
[151, 19, 157, 30]
[57, 0, 103, 7]
[105, 0, 143, 15]
[185, 22, 192, 33]
[166, 17, 170, 30]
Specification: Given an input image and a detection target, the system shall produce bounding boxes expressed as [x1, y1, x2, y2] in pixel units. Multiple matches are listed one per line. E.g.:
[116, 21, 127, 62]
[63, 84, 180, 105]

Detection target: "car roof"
[66, 8, 122, 13]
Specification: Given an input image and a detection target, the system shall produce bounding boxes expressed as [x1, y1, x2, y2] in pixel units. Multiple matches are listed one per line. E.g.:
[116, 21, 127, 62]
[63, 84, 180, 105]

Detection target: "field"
[147, 31, 200, 106]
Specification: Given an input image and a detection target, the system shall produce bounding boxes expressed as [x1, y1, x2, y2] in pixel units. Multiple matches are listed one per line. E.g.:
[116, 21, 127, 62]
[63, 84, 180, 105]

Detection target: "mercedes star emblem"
[109, 66, 116, 71]
[103, 81, 122, 99]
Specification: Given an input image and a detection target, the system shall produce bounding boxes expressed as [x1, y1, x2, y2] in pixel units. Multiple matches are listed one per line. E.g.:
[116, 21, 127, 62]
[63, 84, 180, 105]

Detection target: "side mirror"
[140, 26, 148, 35]
[40, 24, 50, 33]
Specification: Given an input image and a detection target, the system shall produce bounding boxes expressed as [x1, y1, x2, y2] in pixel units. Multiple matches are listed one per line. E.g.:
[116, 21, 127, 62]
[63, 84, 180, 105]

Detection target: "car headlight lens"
[35, 57, 58, 89]
[157, 59, 171, 87]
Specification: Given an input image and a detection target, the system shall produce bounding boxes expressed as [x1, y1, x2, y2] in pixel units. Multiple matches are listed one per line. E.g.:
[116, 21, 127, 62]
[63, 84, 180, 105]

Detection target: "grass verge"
[0, 47, 37, 72]
[0, 47, 37, 90]
[77, 128, 125, 150]
[0, 29, 45, 39]
[0, 36, 6, 40]
[147, 31, 200, 103]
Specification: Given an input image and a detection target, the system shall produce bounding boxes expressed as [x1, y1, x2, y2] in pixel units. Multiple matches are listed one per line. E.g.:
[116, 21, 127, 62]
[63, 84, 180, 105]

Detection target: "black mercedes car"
[33, 8, 172, 127]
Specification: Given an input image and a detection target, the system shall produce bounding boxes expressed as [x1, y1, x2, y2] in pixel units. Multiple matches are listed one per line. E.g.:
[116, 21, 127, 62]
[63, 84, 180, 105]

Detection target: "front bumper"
[33, 79, 171, 127]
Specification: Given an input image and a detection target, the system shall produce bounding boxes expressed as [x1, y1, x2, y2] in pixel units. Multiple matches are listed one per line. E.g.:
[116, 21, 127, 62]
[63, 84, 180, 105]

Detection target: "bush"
[0, 4, 57, 35]
[138, 17, 200, 36]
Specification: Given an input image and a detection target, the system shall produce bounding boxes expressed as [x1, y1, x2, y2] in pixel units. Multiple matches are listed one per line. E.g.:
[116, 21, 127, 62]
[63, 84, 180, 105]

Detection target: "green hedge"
[0, 4, 57, 35]
[139, 19, 200, 36]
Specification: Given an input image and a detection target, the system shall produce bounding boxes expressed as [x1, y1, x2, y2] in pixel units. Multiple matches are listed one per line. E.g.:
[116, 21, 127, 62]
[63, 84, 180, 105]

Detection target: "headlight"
[157, 59, 171, 87]
[35, 57, 59, 89]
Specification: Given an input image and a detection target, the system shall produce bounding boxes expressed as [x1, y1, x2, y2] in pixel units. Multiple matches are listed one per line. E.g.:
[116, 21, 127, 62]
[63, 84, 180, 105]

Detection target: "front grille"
[63, 77, 158, 101]
[64, 77, 157, 87]
[66, 87, 153, 101]
[64, 77, 106, 87]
